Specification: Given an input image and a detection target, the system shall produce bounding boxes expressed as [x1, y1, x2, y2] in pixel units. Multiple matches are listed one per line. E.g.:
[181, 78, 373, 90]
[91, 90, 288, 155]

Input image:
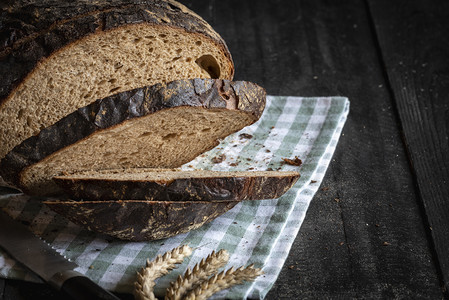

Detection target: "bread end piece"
[44, 199, 238, 241]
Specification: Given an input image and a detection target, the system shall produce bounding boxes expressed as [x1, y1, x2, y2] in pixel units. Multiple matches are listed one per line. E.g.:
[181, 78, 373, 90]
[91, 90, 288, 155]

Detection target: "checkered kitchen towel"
[0, 96, 349, 299]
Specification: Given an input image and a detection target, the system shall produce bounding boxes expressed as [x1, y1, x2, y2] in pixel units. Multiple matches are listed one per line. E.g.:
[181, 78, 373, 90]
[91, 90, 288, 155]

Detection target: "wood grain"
[368, 0, 449, 293]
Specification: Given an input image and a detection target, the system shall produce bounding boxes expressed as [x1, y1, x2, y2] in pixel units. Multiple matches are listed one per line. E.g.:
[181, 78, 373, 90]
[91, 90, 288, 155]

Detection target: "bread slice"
[0, 79, 266, 196]
[0, 0, 234, 159]
[44, 199, 238, 241]
[53, 169, 300, 201]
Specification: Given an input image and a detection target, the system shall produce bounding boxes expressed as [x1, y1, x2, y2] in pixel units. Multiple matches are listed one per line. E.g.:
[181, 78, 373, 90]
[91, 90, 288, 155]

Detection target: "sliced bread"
[0, 79, 266, 195]
[44, 199, 238, 241]
[53, 169, 300, 201]
[0, 0, 234, 159]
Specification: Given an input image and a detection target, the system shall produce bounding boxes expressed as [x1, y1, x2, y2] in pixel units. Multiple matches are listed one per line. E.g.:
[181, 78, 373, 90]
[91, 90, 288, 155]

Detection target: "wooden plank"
[368, 0, 449, 293]
[179, 0, 444, 298]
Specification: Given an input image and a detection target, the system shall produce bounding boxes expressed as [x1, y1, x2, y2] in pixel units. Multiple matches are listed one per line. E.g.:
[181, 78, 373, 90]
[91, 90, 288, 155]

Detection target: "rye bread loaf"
[44, 199, 238, 241]
[53, 169, 300, 201]
[0, 78, 266, 196]
[0, 0, 234, 159]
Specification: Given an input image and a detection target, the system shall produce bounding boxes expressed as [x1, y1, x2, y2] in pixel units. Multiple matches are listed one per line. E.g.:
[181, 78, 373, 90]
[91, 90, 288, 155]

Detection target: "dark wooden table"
[1, 0, 448, 299]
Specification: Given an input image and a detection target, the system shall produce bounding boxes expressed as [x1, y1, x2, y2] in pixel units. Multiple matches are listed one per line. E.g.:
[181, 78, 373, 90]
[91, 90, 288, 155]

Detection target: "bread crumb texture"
[22, 107, 253, 195]
[56, 169, 300, 181]
[0, 0, 233, 159]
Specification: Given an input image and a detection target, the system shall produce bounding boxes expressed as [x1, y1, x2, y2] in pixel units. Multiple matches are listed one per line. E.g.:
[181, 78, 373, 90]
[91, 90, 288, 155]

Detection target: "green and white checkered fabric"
[0, 96, 349, 299]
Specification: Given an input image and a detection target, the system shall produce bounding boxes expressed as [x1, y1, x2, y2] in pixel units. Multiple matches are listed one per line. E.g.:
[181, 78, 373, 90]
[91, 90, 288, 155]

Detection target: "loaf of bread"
[44, 199, 238, 241]
[0, 1, 295, 242]
[0, 0, 234, 160]
[0, 78, 266, 195]
[53, 169, 300, 201]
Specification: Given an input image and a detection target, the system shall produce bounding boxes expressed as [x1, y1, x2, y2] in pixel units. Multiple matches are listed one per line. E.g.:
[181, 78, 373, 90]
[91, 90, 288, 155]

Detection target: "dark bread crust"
[0, 78, 266, 193]
[0, 0, 234, 104]
[53, 171, 300, 201]
[44, 199, 238, 241]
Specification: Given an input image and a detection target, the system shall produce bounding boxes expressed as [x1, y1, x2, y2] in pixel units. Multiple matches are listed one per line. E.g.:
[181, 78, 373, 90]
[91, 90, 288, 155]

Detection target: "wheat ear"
[183, 264, 264, 300]
[165, 249, 229, 300]
[134, 245, 192, 300]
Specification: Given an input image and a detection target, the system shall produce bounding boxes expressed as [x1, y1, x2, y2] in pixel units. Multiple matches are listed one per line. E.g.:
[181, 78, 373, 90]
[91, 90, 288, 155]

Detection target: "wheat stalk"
[183, 264, 264, 300]
[165, 249, 229, 300]
[134, 245, 192, 300]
